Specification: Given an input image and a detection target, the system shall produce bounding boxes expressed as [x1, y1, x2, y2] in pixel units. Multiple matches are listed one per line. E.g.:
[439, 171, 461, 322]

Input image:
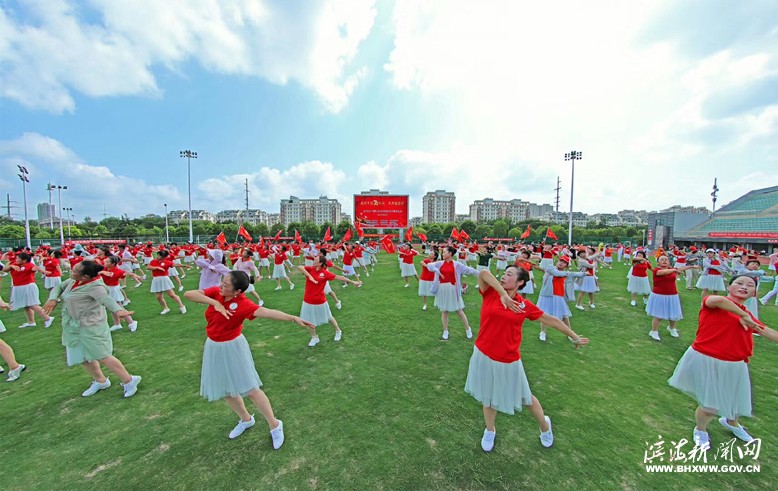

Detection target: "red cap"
[559, 256, 571, 264]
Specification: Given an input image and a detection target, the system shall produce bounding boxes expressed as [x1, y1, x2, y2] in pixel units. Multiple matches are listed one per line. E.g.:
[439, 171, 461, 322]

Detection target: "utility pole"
[554, 176, 561, 223]
[2, 194, 19, 220]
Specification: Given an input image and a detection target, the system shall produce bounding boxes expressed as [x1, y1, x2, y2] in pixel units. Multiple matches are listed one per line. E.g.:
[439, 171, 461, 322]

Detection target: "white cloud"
[1, 0, 376, 113]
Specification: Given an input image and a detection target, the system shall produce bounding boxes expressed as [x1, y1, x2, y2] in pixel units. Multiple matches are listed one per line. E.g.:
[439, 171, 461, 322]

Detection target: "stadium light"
[180, 150, 198, 242]
[17, 165, 31, 249]
[564, 151, 582, 246]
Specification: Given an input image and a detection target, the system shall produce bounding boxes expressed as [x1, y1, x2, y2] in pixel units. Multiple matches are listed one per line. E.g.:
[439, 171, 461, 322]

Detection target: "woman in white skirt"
[646, 256, 694, 341]
[0, 295, 27, 381]
[514, 250, 537, 297]
[297, 258, 361, 347]
[148, 250, 187, 315]
[43, 249, 63, 291]
[574, 249, 600, 310]
[316, 252, 345, 311]
[99, 256, 140, 332]
[465, 267, 588, 452]
[668, 275, 778, 448]
[740, 260, 765, 318]
[1, 252, 55, 328]
[425, 246, 480, 340]
[184, 271, 314, 449]
[696, 249, 730, 299]
[233, 249, 263, 305]
[399, 243, 419, 288]
[418, 250, 438, 310]
[536, 256, 585, 341]
[271, 246, 294, 291]
[627, 251, 652, 306]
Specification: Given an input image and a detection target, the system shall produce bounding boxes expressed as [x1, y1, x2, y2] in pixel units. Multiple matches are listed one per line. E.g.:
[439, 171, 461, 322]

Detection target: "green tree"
[336, 220, 352, 236]
[319, 222, 334, 236]
[442, 223, 457, 235]
[93, 225, 109, 236]
[508, 227, 522, 239]
[34, 228, 55, 239]
[492, 219, 508, 238]
[255, 223, 269, 238]
[475, 225, 492, 238]
[270, 223, 285, 235]
[0, 224, 26, 239]
[426, 224, 442, 235]
[459, 220, 477, 235]
[303, 221, 320, 237]
[287, 222, 302, 236]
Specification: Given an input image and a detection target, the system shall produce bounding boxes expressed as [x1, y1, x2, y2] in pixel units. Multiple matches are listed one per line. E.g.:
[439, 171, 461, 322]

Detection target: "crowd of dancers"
[0, 237, 776, 452]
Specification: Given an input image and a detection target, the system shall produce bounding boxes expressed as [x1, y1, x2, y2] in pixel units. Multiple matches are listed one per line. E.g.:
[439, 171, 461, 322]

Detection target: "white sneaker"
[589, 304, 596, 309]
[128, 321, 138, 332]
[109, 325, 122, 332]
[180, 306, 187, 314]
[574, 305, 585, 311]
[181, 274, 186, 278]
[649, 330, 661, 341]
[466, 328, 473, 339]
[442, 331, 449, 340]
[229, 415, 255, 439]
[540, 416, 554, 448]
[336, 301, 342, 310]
[134, 283, 142, 288]
[258, 300, 264, 307]
[124, 299, 131, 305]
[18, 322, 36, 329]
[693, 428, 711, 449]
[365, 272, 370, 277]
[82, 378, 111, 397]
[308, 336, 320, 347]
[758, 297, 766, 306]
[334, 330, 342, 342]
[6, 364, 26, 382]
[422, 304, 427, 310]
[122, 375, 142, 398]
[342, 283, 347, 288]
[539, 331, 547, 342]
[719, 417, 754, 443]
[404, 284, 409, 288]
[356, 282, 362, 288]
[289, 283, 295, 290]
[44, 316, 55, 328]
[160, 308, 170, 315]
[141, 275, 147, 280]
[178, 285, 184, 291]
[0, 365, 3, 373]
[630, 300, 636, 306]
[274, 286, 282, 291]
[481, 429, 496, 452]
[270, 420, 285, 449]
[667, 326, 679, 338]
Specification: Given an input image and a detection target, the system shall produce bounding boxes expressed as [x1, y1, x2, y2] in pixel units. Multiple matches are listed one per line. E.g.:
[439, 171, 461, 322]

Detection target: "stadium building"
[673, 185, 778, 251]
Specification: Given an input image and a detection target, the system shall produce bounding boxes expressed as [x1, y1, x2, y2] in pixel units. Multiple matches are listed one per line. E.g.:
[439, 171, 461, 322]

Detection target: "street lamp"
[164, 203, 170, 243]
[17, 164, 31, 249]
[52, 184, 68, 244]
[180, 150, 198, 242]
[63, 207, 73, 240]
[564, 151, 582, 246]
[46, 183, 55, 229]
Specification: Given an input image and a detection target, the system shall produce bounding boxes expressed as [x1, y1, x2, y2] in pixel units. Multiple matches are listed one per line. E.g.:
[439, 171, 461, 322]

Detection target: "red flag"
[273, 229, 282, 242]
[355, 221, 364, 238]
[342, 228, 352, 242]
[417, 233, 428, 242]
[323, 226, 332, 242]
[238, 225, 252, 242]
[450, 227, 461, 241]
[216, 231, 226, 245]
[460, 229, 470, 241]
[546, 228, 558, 241]
[520, 224, 531, 239]
[294, 229, 302, 244]
[405, 227, 413, 242]
[380, 235, 396, 254]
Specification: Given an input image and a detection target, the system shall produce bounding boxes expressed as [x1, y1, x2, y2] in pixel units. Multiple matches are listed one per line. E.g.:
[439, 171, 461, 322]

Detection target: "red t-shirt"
[420, 258, 435, 281]
[552, 275, 565, 296]
[400, 249, 417, 264]
[439, 261, 456, 285]
[353, 244, 364, 258]
[203, 286, 259, 342]
[44, 258, 62, 277]
[343, 251, 354, 266]
[273, 252, 287, 265]
[692, 296, 762, 362]
[303, 266, 336, 305]
[149, 259, 173, 277]
[631, 262, 650, 278]
[651, 268, 678, 295]
[102, 267, 126, 287]
[69, 256, 84, 269]
[475, 287, 543, 363]
[10, 264, 36, 286]
[292, 244, 301, 255]
[708, 259, 722, 275]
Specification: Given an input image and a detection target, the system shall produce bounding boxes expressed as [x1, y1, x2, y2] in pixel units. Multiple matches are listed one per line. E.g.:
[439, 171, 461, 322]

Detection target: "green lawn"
[1, 257, 776, 490]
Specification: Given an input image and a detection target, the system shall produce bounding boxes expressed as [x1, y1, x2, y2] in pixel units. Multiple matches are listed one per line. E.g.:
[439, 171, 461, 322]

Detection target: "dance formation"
[1, 235, 775, 455]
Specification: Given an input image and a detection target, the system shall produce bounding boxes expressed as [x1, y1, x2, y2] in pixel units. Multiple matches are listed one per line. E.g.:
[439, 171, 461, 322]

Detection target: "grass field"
[1, 256, 776, 490]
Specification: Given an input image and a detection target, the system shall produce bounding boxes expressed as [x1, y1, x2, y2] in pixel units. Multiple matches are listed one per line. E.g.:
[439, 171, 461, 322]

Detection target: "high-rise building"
[469, 198, 529, 222]
[37, 203, 56, 224]
[214, 209, 270, 226]
[422, 190, 456, 224]
[279, 196, 341, 226]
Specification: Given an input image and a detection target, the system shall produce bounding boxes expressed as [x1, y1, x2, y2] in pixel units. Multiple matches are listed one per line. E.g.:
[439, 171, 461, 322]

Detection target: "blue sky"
[2, 0, 777, 222]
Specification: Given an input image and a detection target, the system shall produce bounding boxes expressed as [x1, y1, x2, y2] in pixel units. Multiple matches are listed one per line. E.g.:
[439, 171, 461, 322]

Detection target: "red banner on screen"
[708, 232, 778, 239]
[354, 195, 409, 229]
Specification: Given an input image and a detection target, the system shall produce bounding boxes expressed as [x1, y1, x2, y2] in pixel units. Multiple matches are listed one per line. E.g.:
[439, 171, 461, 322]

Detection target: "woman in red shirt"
[465, 267, 589, 452]
[646, 255, 695, 341]
[668, 275, 778, 448]
[627, 251, 652, 306]
[1, 252, 55, 328]
[100, 256, 141, 332]
[297, 257, 362, 347]
[43, 250, 63, 291]
[184, 271, 313, 449]
[271, 245, 295, 291]
[399, 243, 419, 288]
[148, 250, 187, 315]
[418, 250, 438, 310]
[425, 246, 480, 340]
